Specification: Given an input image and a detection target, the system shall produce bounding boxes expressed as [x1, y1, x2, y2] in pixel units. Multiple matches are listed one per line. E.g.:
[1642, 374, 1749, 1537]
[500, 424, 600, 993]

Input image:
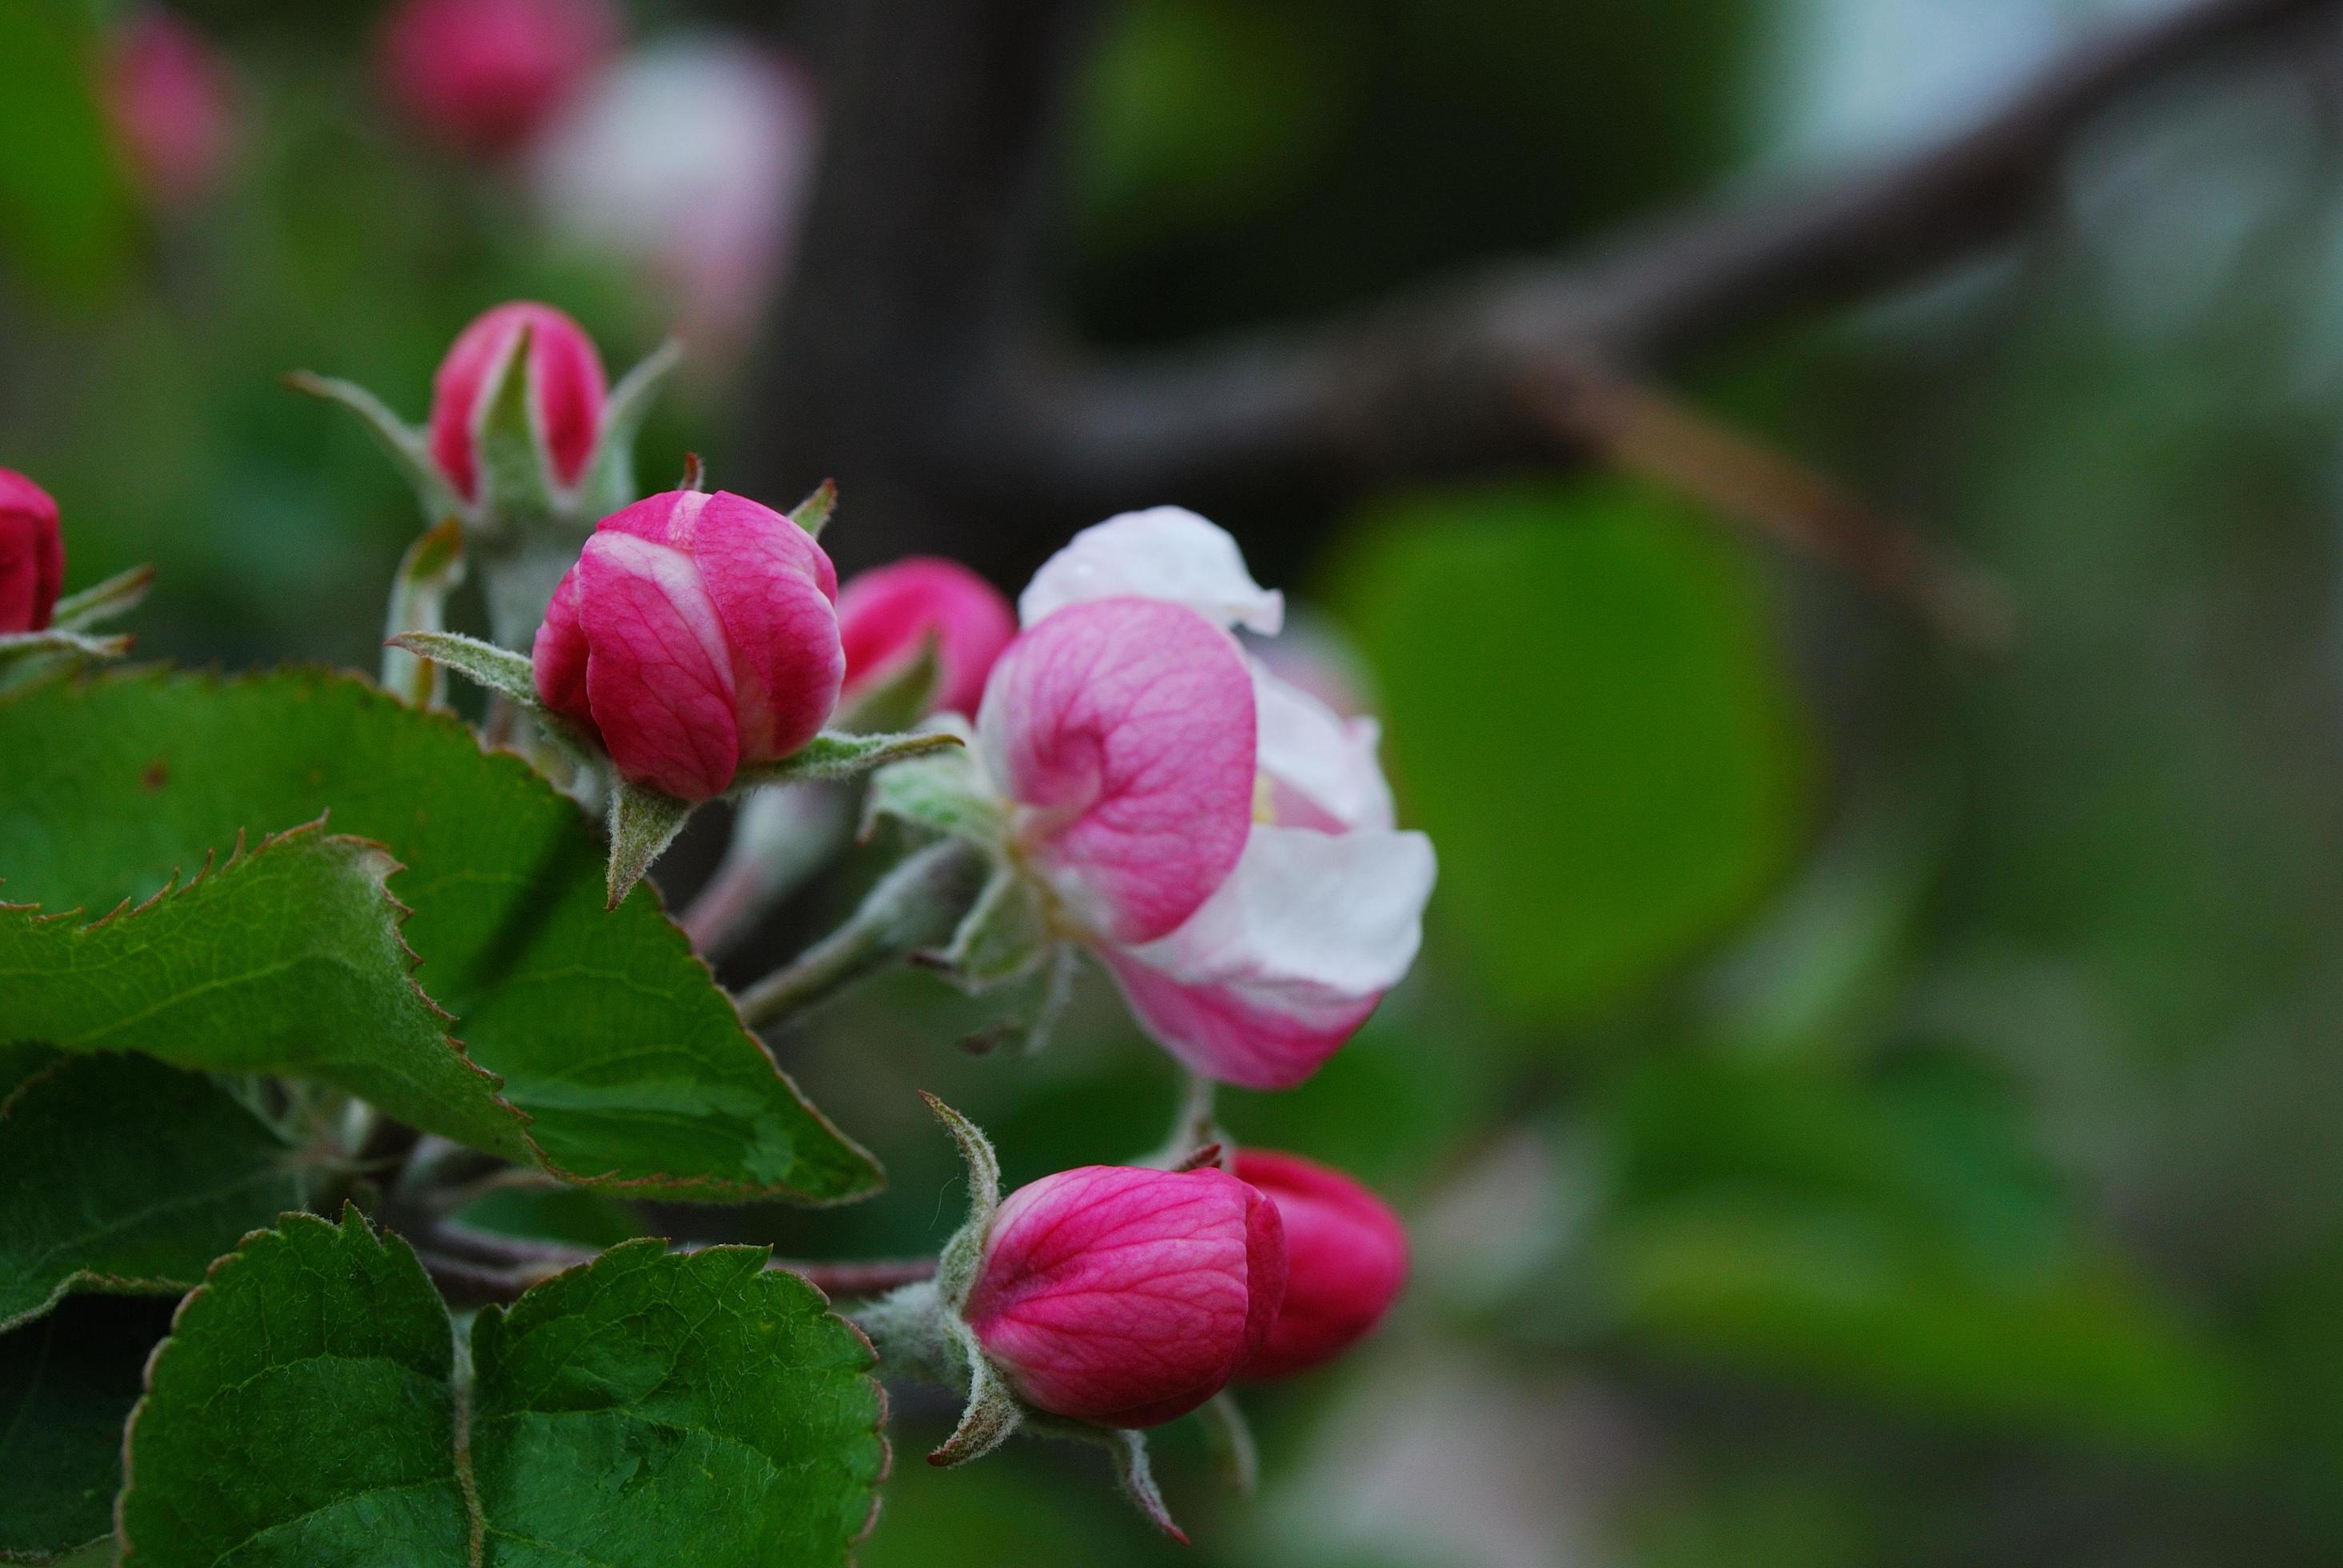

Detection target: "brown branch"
[416, 1222, 936, 1306]
[958, 0, 2343, 508]
[1524, 364, 2017, 652]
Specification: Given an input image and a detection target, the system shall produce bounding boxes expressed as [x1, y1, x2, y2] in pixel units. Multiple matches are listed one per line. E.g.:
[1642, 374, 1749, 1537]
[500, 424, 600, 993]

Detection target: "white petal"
[1123, 824, 1434, 999]
[1254, 664, 1395, 832]
[1019, 507, 1284, 634]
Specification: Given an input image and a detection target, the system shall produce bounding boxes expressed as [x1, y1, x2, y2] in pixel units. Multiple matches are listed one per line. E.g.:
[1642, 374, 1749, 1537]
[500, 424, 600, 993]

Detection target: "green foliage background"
[9, 0, 2343, 1562]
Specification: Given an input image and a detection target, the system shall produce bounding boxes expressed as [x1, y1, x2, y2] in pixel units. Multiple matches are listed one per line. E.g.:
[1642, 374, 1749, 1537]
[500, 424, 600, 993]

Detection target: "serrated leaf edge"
[2, 664, 884, 1205]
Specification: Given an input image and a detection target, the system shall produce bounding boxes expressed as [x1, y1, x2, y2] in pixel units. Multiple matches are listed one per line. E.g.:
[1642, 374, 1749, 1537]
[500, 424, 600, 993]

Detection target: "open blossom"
[1235, 1150, 1408, 1378]
[429, 301, 609, 504]
[963, 1164, 1285, 1428]
[837, 558, 1017, 720]
[379, 0, 615, 158]
[103, 10, 236, 209]
[975, 507, 1436, 1089]
[532, 489, 843, 798]
[0, 470, 65, 634]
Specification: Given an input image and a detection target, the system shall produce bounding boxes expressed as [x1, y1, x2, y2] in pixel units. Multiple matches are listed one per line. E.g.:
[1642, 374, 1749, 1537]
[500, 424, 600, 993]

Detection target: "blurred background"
[11, 0, 2343, 1562]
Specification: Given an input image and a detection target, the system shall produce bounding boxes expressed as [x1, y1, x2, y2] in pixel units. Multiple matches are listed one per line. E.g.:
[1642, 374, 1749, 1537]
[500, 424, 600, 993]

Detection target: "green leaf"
[117, 1214, 889, 1566]
[0, 1296, 174, 1563]
[0, 824, 529, 1168]
[0, 1051, 310, 1332]
[0, 669, 880, 1203]
[467, 1238, 888, 1563]
[1334, 479, 1813, 1022]
[116, 1210, 474, 1562]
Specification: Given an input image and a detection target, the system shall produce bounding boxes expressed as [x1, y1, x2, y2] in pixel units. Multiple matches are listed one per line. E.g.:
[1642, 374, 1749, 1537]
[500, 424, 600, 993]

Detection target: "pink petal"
[975, 597, 1256, 945]
[1101, 824, 1436, 1088]
[427, 300, 607, 499]
[575, 524, 739, 798]
[836, 556, 1016, 718]
[967, 1165, 1285, 1427]
[379, 0, 616, 159]
[1235, 1150, 1408, 1379]
[0, 469, 62, 635]
[1101, 950, 1383, 1092]
[530, 561, 595, 733]
[663, 490, 842, 762]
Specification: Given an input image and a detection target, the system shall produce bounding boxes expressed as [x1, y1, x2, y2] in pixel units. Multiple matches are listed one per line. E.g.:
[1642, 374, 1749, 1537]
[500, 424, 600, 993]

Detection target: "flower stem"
[733, 838, 986, 1028]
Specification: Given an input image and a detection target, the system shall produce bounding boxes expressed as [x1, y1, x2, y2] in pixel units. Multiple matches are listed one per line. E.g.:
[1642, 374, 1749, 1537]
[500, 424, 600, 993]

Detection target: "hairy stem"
[733, 838, 987, 1028]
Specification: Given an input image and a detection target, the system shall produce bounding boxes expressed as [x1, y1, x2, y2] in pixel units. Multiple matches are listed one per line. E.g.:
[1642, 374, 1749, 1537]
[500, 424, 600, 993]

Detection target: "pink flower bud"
[0, 470, 65, 635]
[379, 0, 615, 159]
[428, 301, 609, 503]
[836, 557, 1015, 718]
[103, 10, 236, 209]
[963, 1164, 1287, 1427]
[1235, 1150, 1408, 1378]
[532, 490, 843, 799]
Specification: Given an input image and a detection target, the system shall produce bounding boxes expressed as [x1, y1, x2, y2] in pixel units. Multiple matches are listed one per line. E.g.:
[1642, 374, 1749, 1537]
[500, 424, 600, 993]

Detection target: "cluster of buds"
[0, 469, 151, 692]
[857, 1100, 1408, 1539]
[319, 305, 1436, 1539]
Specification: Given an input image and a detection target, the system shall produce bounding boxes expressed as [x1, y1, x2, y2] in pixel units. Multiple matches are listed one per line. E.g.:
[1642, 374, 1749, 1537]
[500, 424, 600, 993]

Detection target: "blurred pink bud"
[379, 0, 615, 159]
[103, 10, 236, 208]
[1235, 1150, 1408, 1378]
[532, 490, 843, 799]
[428, 301, 609, 502]
[836, 557, 1015, 718]
[977, 596, 1259, 946]
[0, 470, 64, 634]
[530, 38, 817, 345]
[965, 1164, 1287, 1427]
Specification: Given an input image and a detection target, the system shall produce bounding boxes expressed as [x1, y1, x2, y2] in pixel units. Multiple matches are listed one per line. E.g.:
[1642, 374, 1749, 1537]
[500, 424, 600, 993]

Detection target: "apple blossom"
[531, 488, 843, 799]
[103, 10, 235, 209]
[964, 1164, 1287, 1427]
[1235, 1150, 1409, 1378]
[0, 470, 64, 634]
[378, 0, 615, 159]
[429, 301, 609, 505]
[871, 508, 1434, 1086]
[837, 557, 1016, 719]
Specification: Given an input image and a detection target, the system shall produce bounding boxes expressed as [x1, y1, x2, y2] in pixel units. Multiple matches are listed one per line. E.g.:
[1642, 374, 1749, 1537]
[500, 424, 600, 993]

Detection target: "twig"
[951, 0, 2343, 508]
[416, 1222, 937, 1306]
[1522, 362, 2017, 652]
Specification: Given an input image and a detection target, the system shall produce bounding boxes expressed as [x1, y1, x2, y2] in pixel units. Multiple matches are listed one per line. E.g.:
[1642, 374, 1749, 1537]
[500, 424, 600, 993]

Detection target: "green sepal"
[579, 338, 682, 517]
[729, 728, 965, 792]
[0, 630, 132, 694]
[49, 563, 153, 632]
[928, 1318, 1023, 1467]
[862, 716, 1003, 846]
[607, 779, 695, 908]
[920, 1092, 1000, 1311]
[789, 478, 838, 540]
[915, 864, 1050, 990]
[475, 320, 555, 531]
[385, 629, 539, 710]
[380, 518, 467, 709]
[1196, 1391, 1259, 1495]
[286, 370, 466, 526]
